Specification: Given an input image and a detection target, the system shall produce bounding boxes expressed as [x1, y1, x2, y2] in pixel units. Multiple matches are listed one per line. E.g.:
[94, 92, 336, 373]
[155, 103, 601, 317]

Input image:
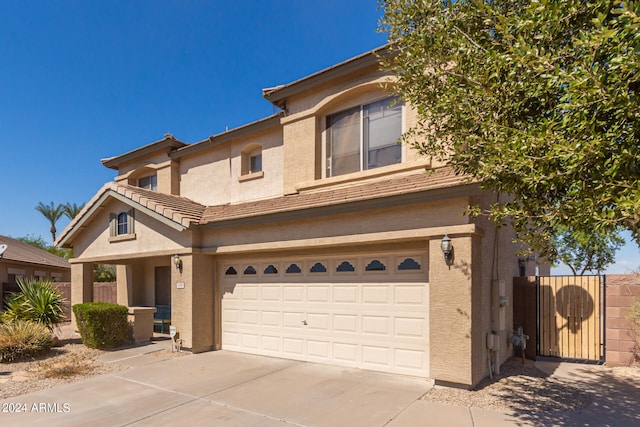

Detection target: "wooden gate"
[537, 275, 603, 362]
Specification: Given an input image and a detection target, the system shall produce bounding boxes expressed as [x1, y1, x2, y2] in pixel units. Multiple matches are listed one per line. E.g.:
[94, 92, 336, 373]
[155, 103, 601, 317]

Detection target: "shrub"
[1, 278, 66, 331]
[0, 320, 53, 362]
[72, 302, 129, 349]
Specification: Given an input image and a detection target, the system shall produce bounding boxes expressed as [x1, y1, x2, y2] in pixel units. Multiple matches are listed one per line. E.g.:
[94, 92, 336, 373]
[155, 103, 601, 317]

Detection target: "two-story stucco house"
[57, 46, 528, 388]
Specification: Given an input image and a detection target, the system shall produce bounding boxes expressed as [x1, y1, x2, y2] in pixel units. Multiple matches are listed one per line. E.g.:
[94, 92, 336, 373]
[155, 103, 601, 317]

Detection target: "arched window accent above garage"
[365, 260, 386, 271]
[264, 264, 278, 274]
[310, 262, 327, 273]
[225, 266, 238, 275]
[243, 265, 257, 275]
[398, 258, 421, 271]
[286, 263, 302, 274]
[336, 261, 355, 272]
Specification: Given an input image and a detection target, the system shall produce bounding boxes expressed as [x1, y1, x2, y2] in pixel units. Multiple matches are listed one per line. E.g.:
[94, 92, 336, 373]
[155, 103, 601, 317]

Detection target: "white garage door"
[220, 253, 429, 377]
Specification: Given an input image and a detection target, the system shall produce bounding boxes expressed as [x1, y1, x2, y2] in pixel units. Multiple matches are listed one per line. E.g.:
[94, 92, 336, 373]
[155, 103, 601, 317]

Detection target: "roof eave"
[101, 136, 189, 170]
[262, 45, 393, 108]
[170, 112, 284, 159]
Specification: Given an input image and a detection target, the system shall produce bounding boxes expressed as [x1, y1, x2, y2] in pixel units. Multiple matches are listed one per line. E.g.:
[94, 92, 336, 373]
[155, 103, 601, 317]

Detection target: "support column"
[429, 232, 484, 388]
[171, 253, 214, 353]
[116, 264, 133, 307]
[70, 263, 93, 328]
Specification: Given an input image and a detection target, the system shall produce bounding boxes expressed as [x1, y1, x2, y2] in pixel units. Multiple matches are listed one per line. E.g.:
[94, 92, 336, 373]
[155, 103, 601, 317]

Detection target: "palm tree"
[62, 202, 85, 220]
[35, 201, 64, 242]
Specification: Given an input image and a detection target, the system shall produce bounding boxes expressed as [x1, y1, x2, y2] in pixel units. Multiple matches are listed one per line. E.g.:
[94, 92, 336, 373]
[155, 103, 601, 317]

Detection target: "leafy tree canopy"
[380, 0, 640, 259]
[552, 227, 624, 275]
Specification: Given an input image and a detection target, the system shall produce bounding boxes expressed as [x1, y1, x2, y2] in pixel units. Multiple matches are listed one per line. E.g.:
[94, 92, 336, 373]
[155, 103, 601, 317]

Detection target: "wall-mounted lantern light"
[440, 234, 453, 265]
[518, 257, 526, 277]
[173, 254, 182, 272]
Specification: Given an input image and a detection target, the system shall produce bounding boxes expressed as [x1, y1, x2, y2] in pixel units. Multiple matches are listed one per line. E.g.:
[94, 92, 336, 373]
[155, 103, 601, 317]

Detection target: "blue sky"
[0, 1, 636, 274]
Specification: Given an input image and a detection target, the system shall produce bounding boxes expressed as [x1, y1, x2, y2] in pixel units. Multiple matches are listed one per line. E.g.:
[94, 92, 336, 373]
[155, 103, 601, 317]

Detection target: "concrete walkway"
[1, 342, 639, 426]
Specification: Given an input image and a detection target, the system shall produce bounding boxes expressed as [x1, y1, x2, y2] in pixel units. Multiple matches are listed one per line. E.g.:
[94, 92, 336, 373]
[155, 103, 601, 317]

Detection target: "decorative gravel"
[422, 358, 593, 413]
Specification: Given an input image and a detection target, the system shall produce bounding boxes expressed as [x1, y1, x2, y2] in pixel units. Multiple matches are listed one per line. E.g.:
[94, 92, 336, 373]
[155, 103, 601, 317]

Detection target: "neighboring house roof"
[0, 235, 70, 269]
[262, 45, 392, 109]
[57, 167, 477, 246]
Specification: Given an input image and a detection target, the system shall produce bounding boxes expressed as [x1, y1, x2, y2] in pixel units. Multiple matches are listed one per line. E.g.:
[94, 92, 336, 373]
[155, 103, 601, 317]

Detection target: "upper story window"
[250, 152, 262, 173]
[138, 174, 157, 191]
[240, 144, 264, 181]
[109, 209, 135, 240]
[326, 96, 402, 177]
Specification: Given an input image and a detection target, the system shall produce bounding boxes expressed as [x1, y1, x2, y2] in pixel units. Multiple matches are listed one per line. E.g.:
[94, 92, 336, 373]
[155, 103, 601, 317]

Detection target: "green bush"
[72, 302, 129, 349]
[0, 320, 53, 362]
[1, 278, 66, 331]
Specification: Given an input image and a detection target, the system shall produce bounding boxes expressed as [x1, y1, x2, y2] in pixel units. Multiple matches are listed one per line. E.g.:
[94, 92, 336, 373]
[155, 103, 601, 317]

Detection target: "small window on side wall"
[240, 144, 263, 178]
[138, 175, 157, 191]
[109, 209, 135, 237]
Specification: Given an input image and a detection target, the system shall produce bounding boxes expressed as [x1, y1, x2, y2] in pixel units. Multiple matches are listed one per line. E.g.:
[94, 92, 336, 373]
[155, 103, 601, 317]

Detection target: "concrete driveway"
[0, 350, 435, 427]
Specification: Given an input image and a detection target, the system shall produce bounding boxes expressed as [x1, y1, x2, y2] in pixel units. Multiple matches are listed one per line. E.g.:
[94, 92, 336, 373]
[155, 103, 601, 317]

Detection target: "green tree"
[62, 202, 85, 220]
[35, 201, 65, 242]
[380, 0, 640, 259]
[552, 228, 624, 275]
[93, 264, 116, 282]
[17, 234, 72, 259]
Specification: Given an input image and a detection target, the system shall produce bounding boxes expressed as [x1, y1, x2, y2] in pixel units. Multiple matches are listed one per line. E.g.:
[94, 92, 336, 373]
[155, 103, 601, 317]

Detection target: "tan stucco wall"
[69, 199, 193, 262]
[171, 253, 214, 352]
[200, 197, 472, 251]
[178, 128, 284, 205]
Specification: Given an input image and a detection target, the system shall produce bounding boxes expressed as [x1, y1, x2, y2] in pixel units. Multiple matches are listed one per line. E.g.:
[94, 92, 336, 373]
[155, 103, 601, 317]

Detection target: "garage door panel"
[261, 286, 280, 301]
[282, 311, 305, 328]
[395, 285, 426, 305]
[362, 316, 389, 335]
[307, 286, 330, 302]
[221, 253, 429, 377]
[261, 310, 280, 326]
[333, 286, 358, 303]
[283, 338, 304, 355]
[262, 335, 280, 351]
[333, 314, 358, 332]
[395, 317, 426, 338]
[362, 285, 390, 304]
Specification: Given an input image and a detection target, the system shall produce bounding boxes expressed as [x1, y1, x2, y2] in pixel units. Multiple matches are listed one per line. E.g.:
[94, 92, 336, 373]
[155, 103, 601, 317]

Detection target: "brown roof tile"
[0, 235, 70, 269]
[200, 167, 471, 225]
[114, 184, 206, 228]
[58, 167, 473, 245]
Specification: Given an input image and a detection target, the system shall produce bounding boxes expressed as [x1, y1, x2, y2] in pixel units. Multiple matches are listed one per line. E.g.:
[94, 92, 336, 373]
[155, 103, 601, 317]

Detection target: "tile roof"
[112, 184, 206, 228]
[58, 167, 473, 245]
[0, 235, 70, 269]
[200, 167, 472, 225]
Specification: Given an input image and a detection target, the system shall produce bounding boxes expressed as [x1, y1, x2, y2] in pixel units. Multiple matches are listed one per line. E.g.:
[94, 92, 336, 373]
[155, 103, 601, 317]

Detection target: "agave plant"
[1, 278, 66, 331]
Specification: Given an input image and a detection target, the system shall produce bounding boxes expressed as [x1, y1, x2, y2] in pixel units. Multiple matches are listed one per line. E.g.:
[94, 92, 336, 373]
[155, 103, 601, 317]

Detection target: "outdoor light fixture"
[173, 254, 182, 272]
[518, 257, 526, 277]
[440, 234, 453, 265]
